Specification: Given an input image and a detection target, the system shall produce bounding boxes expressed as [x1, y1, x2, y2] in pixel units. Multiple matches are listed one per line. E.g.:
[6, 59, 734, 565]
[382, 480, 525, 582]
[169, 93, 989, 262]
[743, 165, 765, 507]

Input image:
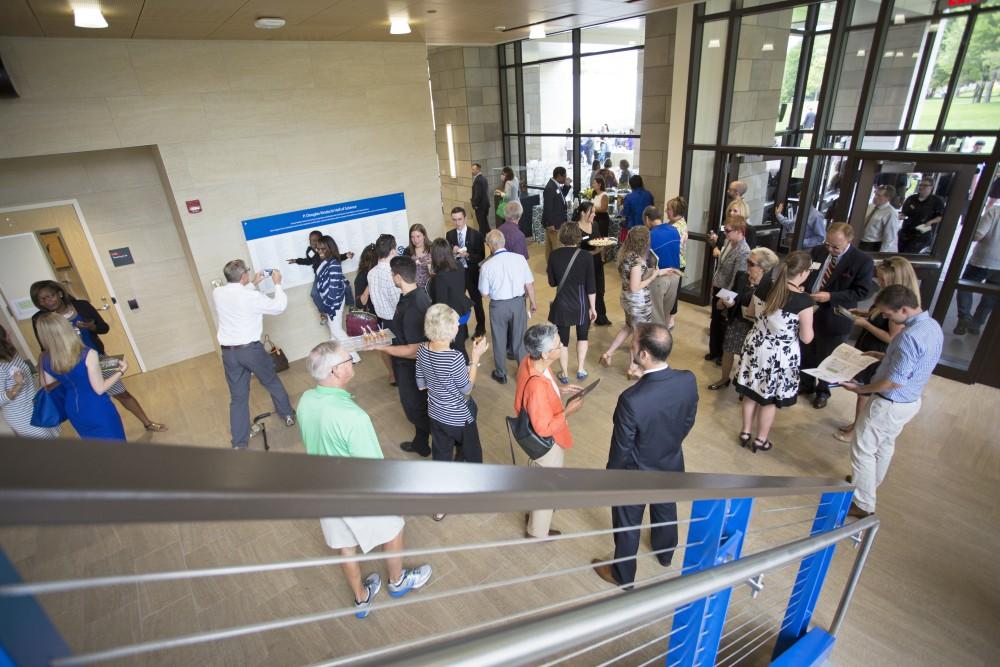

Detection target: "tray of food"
[342, 328, 396, 351]
[587, 237, 618, 247]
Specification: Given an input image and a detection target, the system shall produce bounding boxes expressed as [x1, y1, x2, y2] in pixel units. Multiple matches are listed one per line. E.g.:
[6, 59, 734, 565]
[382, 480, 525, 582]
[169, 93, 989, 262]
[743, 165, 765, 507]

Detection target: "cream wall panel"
[0, 154, 92, 203]
[0, 36, 442, 364]
[126, 42, 230, 96]
[107, 94, 210, 147]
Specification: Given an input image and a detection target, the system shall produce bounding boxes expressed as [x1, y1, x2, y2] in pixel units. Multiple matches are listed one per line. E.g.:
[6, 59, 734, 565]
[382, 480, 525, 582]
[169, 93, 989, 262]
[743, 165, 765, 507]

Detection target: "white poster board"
[0, 232, 56, 320]
[241, 193, 410, 291]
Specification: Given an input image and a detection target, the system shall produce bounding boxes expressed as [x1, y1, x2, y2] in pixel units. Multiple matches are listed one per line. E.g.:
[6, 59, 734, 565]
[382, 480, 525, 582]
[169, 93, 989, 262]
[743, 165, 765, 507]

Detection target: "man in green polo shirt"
[298, 340, 432, 618]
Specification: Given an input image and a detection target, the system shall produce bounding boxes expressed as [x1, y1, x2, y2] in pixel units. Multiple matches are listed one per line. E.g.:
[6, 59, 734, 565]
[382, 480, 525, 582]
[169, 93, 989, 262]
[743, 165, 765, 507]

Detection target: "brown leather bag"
[262, 335, 289, 373]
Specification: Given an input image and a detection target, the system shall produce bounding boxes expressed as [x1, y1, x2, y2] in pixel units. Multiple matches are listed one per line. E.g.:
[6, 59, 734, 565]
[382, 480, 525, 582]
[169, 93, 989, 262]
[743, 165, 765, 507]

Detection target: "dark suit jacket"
[805, 244, 876, 337]
[542, 179, 571, 229]
[607, 367, 698, 473]
[446, 226, 485, 276]
[472, 173, 490, 211]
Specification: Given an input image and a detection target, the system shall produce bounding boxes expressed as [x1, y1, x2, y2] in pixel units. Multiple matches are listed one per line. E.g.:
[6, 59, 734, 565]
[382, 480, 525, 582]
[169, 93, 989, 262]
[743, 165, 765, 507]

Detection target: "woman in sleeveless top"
[36, 313, 126, 441]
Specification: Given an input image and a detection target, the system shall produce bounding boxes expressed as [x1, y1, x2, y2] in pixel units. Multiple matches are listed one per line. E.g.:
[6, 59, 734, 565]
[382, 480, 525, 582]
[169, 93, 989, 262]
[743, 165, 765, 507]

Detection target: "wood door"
[0, 204, 140, 377]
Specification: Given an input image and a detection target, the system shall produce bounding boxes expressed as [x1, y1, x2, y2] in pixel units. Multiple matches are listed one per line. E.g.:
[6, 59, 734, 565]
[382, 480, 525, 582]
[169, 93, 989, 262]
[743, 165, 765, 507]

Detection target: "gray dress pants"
[222, 342, 293, 448]
[489, 295, 527, 378]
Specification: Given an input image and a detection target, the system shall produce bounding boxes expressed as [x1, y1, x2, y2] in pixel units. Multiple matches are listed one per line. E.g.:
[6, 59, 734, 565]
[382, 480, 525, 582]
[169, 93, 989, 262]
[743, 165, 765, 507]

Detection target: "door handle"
[98, 297, 114, 311]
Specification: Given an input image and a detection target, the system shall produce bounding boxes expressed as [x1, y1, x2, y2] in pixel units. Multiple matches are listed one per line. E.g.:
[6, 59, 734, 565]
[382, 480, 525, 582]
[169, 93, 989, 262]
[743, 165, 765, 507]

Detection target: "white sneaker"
[354, 572, 381, 619]
[387, 565, 433, 598]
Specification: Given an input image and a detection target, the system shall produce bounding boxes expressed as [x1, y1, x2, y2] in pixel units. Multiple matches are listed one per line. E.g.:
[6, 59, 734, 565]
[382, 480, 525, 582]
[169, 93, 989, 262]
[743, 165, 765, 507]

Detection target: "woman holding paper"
[733, 251, 815, 453]
[833, 256, 919, 442]
[706, 217, 751, 365]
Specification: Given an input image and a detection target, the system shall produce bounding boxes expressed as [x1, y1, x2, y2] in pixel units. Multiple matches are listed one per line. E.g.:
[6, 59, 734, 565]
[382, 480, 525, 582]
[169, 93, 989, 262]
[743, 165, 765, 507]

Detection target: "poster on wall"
[241, 193, 409, 292]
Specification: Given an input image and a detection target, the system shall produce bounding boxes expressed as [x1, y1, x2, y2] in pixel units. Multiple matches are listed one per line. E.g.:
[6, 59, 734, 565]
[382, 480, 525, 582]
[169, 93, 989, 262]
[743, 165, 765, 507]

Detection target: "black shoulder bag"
[506, 374, 556, 463]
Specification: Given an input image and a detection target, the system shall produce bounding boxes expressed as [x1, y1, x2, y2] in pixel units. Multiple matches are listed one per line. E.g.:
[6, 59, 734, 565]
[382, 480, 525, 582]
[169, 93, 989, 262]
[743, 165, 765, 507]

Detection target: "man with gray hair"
[212, 260, 295, 449]
[498, 200, 530, 260]
[860, 185, 900, 253]
[297, 341, 433, 618]
[479, 229, 537, 384]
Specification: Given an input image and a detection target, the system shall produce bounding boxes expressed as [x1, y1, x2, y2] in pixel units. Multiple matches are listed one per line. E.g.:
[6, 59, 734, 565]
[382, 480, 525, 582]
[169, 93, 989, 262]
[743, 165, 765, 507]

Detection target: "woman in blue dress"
[36, 313, 126, 441]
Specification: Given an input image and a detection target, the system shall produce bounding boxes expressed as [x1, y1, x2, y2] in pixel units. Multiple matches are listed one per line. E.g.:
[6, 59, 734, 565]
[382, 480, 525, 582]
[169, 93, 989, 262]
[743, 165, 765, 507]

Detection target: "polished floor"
[1, 250, 998, 667]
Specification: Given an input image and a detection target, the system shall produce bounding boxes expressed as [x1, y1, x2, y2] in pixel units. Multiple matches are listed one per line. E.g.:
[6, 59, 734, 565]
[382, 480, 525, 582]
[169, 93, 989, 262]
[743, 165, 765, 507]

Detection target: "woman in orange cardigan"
[514, 323, 587, 538]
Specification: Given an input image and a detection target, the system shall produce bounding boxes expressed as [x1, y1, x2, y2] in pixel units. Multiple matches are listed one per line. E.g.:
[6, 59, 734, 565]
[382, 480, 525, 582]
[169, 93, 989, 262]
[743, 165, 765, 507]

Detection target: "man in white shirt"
[478, 229, 537, 384]
[367, 234, 400, 326]
[860, 186, 900, 253]
[212, 260, 295, 449]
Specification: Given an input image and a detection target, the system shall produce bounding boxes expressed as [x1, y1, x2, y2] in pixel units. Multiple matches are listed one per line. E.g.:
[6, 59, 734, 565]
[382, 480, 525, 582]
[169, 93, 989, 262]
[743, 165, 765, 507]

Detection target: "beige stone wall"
[0, 37, 442, 364]
[429, 46, 502, 230]
[0, 148, 215, 370]
[639, 9, 678, 206]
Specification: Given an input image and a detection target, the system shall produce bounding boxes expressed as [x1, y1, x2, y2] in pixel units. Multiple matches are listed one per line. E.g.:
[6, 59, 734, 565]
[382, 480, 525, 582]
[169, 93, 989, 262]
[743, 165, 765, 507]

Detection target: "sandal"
[837, 424, 854, 434]
[626, 364, 642, 380]
[577, 370, 589, 380]
[738, 432, 752, 448]
[557, 372, 569, 384]
[708, 379, 731, 391]
[432, 513, 446, 522]
[144, 422, 168, 432]
[750, 437, 773, 454]
[832, 430, 852, 443]
[599, 352, 612, 367]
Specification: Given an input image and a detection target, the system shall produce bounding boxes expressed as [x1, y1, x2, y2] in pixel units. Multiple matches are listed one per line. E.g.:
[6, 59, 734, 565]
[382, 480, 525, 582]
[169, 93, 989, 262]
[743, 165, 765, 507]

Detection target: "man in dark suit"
[446, 206, 487, 337]
[471, 163, 492, 233]
[801, 222, 876, 409]
[542, 166, 572, 261]
[593, 323, 698, 587]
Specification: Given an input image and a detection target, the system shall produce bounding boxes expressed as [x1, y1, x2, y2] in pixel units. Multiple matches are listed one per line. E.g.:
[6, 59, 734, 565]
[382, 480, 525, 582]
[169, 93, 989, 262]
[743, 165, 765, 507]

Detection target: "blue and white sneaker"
[354, 572, 381, 619]
[387, 565, 433, 598]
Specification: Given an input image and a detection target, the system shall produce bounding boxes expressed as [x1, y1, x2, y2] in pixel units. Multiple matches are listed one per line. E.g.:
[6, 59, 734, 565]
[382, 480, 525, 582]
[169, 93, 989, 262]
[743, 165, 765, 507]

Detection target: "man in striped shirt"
[841, 285, 942, 518]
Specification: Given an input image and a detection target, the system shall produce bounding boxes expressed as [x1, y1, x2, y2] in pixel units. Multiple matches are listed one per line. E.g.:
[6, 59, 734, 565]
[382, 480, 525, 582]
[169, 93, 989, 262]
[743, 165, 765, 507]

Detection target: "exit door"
[0, 203, 141, 377]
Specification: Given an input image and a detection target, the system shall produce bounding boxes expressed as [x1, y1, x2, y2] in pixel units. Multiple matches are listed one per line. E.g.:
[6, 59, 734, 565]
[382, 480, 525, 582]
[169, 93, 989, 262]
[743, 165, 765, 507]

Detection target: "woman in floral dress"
[734, 251, 815, 453]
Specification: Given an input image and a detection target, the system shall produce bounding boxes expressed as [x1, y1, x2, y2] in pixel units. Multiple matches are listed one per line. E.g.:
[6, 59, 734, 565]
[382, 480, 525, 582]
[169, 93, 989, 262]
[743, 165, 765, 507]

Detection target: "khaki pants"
[527, 444, 566, 537]
[544, 227, 560, 261]
[649, 273, 680, 328]
[850, 395, 920, 512]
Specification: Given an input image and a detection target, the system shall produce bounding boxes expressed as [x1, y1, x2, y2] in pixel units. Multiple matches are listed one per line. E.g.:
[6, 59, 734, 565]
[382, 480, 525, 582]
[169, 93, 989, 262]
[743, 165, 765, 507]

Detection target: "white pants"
[327, 309, 360, 363]
[527, 444, 566, 537]
[850, 395, 920, 512]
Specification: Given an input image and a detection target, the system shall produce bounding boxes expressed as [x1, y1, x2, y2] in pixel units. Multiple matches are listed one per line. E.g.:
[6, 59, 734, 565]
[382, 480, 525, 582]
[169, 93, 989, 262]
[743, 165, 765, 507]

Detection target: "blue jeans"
[309, 282, 324, 315]
[956, 264, 1000, 325]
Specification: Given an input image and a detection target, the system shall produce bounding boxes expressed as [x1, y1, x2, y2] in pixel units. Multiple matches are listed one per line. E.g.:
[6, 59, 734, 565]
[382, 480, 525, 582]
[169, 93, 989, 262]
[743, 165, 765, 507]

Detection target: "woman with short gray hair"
[514, 323, 587, 538]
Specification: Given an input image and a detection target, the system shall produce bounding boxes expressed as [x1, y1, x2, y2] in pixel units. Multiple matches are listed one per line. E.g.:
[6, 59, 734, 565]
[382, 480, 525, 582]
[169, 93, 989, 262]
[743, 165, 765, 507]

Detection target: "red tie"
[821, 254, 838, 289]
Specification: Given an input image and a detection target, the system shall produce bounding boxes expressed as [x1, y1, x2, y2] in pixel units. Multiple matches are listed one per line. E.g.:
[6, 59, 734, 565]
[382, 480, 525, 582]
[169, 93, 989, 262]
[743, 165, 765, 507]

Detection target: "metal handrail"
[0, 436, 850, 526]
[365, 516, 880, 667]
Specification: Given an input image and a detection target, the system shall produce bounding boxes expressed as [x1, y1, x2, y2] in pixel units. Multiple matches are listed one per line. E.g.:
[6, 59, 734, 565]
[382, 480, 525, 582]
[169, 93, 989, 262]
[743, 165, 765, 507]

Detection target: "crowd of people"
[14, 166, 995, 620]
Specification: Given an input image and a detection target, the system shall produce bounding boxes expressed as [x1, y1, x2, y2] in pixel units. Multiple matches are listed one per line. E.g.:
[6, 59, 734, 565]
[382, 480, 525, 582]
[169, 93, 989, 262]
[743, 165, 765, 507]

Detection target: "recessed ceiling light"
[761, 42, 774, 51]
[894, 13, 906, 25]
[73, 5, 108, 29]
[529, 25, 546, 40]
[895, 50, 904, 57]
[857, 49, 866, 57]
[708, 38, 721, 48]
[254, 17, 285, 29]
[390, 17, 411, 34]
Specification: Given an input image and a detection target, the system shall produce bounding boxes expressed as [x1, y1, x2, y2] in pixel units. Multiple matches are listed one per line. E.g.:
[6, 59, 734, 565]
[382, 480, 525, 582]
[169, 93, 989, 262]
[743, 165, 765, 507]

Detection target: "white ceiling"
[0, 0, 686, 45]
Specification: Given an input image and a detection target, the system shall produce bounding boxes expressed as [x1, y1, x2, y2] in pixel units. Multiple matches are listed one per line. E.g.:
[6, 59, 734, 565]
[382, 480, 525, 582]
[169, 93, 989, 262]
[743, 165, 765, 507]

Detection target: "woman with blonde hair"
[406, 224, 432, 290]
[834, 256, 920, 442]
[36, 313, 125, 441]
[665, 196, 689, 329]
[734, 251, 815, 453]
[600, 225, 674, 377]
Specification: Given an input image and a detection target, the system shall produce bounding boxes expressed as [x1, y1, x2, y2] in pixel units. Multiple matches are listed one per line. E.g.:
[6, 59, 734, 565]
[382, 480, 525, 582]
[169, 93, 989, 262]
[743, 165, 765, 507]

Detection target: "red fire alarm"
[186, 199, 202, 214]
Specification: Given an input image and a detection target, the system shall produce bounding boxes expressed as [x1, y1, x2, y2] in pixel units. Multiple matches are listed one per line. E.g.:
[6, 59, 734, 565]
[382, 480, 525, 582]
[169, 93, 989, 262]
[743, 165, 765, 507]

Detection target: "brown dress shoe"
[847, 502, 871, 519]
[592, 559, 620, 586]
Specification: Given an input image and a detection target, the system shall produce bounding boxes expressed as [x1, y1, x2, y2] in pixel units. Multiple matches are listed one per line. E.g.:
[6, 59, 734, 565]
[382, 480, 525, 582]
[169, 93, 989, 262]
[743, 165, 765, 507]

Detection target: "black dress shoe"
[812, 395, 829, 409]
[400, 442, 431, 457]
[491, 370, 508, 384]
[704, 353, 718, 361]
[506, 352, 517, 361]
[595, 318, 613, 327]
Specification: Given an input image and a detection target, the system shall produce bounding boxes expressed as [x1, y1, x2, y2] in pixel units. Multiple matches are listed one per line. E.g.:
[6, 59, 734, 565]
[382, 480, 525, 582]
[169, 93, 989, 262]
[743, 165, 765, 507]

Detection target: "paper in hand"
[716, 288, 738, 303]
[801, 343, 879, 385]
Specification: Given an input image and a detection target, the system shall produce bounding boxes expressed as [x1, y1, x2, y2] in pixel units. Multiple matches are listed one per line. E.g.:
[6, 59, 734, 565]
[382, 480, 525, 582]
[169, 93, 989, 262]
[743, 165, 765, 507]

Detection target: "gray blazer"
[712, 239, 750, 291]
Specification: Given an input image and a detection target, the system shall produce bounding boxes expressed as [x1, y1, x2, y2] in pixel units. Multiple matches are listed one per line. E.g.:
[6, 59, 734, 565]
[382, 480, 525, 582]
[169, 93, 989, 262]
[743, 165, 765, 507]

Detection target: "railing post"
[772, 490, 853, 659]
[0, 548, 72, 667]
[665, 496, 753, 666]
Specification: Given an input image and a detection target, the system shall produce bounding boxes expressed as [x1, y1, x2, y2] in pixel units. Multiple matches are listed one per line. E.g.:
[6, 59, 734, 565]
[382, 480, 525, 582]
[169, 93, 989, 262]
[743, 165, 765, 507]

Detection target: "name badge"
[811, 262, 822, 271]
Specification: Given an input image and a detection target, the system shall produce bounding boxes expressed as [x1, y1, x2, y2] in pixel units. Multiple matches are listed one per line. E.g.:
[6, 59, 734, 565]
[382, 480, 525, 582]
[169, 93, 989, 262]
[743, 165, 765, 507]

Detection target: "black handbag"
[505, 375, 556, 462]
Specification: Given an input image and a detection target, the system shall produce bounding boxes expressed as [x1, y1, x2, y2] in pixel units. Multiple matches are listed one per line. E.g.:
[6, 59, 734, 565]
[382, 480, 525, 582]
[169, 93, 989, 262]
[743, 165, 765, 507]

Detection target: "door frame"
[0, 199, 147, 373]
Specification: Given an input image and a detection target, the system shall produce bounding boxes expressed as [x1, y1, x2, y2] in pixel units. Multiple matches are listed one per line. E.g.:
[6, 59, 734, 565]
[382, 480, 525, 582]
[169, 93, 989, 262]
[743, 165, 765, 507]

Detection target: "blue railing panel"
[0, 548, 72, 667]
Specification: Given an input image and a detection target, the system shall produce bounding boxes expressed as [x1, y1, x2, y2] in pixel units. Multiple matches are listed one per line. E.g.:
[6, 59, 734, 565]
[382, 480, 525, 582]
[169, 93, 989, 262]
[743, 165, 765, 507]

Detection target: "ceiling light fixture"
[390, 17, 411, 34]
[446, 124, 457, 179]
[73, 4, 108, 29]
[529, 25, 546, 39]
[895, 50, 904, 57]
[893, 13, 906, 25]
[708, 38, 721, 48]
[761, 42, 774, 51]
[857, 49, 866, 57]
[254, 17, 286, 29]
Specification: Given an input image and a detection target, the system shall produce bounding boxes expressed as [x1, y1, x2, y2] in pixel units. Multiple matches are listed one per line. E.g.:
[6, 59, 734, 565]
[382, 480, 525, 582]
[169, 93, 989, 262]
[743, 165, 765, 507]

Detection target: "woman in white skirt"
[1, 324, 59, 439]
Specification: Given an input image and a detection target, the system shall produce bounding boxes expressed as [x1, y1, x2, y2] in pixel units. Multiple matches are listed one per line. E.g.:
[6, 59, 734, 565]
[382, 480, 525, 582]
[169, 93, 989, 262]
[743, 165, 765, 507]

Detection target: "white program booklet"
[716, 288, 738, 303]
[801, 343, 879, 385]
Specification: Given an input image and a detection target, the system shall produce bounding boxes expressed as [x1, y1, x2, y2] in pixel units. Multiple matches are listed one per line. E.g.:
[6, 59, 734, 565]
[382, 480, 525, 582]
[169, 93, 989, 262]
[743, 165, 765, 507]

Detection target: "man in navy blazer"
[542, 166, 573, 260]
[445, 207, 487, 337]
[800, 222, 876, 408]
[593, 323, 698, 587]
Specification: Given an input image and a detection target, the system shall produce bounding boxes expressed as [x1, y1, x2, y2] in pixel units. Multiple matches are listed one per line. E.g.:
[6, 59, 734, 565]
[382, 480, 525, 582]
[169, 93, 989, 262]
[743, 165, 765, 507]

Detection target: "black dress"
[853, 312, 890, 384]
[546, 246, 596, 327]
[353, 270, 375, 314]
[580, 226, 609, 323]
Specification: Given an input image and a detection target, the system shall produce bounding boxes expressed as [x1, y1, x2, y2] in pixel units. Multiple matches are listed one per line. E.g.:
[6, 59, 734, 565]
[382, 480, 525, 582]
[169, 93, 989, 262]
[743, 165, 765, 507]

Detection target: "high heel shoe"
[738, 432, 752, 448]
[599, 352, 612, 367]
[750, 438, 773, 454]
[708, 379, 732, 391]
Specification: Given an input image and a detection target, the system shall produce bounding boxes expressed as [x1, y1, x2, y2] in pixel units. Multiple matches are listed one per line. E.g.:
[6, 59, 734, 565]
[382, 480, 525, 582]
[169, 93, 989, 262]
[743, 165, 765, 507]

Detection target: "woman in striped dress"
[0, 325, 59, 439]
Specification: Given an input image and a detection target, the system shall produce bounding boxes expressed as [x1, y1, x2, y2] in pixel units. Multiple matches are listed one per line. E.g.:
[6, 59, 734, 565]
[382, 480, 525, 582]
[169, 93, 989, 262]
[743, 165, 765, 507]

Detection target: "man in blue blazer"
[542, 166, 573, 261]
[593, 323, 699, 587]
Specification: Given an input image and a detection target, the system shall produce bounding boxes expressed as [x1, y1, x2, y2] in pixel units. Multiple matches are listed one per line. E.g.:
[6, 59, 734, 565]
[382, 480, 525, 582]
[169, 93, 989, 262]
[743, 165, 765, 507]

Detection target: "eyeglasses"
[918, 183, 932, 188]
[724, 228, 735, 233]
[825, 241, 847, 251]
[330, 358, 353, 372]
[747, 260, 758, 267]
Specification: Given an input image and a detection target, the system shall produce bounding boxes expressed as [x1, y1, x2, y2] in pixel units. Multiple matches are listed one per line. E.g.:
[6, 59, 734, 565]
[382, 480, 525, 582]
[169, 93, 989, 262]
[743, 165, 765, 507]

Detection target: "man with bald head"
[478, 229, 537, 384]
